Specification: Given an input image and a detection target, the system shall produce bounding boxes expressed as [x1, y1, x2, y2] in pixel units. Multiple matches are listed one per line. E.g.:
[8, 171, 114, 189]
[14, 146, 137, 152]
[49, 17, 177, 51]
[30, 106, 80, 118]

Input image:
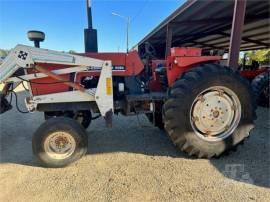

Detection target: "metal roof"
[134, 0, 270, 58]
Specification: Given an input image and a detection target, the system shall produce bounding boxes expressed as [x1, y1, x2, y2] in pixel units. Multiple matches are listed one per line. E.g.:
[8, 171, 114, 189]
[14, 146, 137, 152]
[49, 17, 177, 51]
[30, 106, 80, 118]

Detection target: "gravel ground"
[0, 90, 269, 202]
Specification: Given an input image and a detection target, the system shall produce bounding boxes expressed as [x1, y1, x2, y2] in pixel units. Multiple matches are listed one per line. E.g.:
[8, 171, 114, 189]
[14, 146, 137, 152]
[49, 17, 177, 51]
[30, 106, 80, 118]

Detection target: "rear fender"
[166, 56, 221, 87]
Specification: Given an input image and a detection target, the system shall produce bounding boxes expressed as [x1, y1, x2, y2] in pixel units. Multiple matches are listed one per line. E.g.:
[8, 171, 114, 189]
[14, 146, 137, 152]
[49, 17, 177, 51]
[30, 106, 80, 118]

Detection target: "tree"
[244, 49, 270, 66]
[0, 49, 9, 57]
[68, 50, 76, 54]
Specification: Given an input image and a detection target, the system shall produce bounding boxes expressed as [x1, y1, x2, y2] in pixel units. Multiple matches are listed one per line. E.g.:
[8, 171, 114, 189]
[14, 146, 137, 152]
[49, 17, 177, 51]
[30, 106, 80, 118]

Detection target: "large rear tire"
[163, 64, 256, 158]
[32, 117, 88, 168]
[251, 71, 269, 108]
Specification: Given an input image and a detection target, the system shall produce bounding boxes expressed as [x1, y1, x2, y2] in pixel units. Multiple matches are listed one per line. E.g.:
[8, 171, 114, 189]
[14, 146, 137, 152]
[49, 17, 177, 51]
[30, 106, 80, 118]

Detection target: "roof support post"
[165, 24, 173, 57]
[227, 0, 247, 69]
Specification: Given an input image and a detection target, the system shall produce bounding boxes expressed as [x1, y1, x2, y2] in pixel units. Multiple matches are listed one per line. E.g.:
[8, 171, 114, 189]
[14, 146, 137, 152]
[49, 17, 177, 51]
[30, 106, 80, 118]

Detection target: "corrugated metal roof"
[134, 0, 270, 58]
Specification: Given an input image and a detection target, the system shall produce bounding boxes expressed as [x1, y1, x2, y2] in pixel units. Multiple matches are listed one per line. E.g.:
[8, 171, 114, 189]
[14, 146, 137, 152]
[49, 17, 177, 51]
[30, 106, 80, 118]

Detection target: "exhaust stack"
[84, 0, 98, 53]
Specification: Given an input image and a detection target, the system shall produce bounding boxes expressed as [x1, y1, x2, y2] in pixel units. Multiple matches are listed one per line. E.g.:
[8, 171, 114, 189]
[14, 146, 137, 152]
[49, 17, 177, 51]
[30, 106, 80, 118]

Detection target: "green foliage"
[244, 49, 270, 65]
[0, 49, 10, 57]
[68, 50, 76, 54]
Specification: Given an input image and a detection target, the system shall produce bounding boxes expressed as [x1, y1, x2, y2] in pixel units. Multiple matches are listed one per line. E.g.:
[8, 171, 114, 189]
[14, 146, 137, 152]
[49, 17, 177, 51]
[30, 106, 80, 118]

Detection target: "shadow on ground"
[0, 92, 269, 188]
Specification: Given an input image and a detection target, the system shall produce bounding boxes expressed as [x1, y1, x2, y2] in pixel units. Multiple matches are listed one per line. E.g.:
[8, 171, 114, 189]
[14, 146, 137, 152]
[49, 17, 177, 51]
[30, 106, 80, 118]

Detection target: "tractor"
[239, 61, 269, 108]
[0, 32, 257, 167]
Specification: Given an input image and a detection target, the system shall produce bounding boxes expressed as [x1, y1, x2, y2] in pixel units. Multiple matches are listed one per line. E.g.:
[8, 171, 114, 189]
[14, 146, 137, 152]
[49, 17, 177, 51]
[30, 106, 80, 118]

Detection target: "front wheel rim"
[190, 86, 241, 142]
[44, 132, 76, 160]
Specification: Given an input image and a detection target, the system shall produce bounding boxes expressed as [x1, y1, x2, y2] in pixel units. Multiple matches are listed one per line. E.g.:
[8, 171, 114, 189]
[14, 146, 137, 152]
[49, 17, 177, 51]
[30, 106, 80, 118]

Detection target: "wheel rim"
[190, 86, 241, 142]
[44, 132, 76, 160]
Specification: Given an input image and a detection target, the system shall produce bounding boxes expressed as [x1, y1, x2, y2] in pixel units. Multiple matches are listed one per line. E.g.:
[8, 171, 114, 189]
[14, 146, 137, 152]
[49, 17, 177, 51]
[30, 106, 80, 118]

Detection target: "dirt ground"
[0, 90, 269, 202]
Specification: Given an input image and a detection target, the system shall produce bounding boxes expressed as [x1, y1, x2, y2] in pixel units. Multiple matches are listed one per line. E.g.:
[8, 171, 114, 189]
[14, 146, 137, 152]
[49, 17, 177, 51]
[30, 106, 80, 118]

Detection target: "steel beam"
[227, 0, 247, 69]
[241, 46, 267, 51]
[187, 41, 221, 49]
[165, 24, 173, 57]
[219, 32, 269, 47]
[171, 14, 268, 26]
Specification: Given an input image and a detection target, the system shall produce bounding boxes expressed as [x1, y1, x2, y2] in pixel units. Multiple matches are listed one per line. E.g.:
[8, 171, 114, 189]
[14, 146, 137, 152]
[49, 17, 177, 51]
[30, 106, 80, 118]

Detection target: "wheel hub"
[212, 110, 219, 118]
[44, 132, 76, 159]
[190, 86, 241, 141]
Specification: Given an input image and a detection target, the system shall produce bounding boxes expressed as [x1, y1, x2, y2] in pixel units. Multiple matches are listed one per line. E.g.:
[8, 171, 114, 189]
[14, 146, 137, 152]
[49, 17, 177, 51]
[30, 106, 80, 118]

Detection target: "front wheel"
[163, 64, 256, 158]
[32, 117, 88, 168]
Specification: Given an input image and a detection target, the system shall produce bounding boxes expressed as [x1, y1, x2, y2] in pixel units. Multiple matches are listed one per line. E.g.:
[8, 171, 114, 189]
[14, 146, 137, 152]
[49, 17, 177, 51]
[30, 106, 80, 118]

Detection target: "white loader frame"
[0, 44, 113, 117]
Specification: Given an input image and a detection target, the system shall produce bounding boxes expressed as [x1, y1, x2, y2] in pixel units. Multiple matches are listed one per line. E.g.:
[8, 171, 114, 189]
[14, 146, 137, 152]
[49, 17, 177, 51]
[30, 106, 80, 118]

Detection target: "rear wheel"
[32, 117, 88, 168]
[251, 71, 269, 108]
[163, 64, 256, 158]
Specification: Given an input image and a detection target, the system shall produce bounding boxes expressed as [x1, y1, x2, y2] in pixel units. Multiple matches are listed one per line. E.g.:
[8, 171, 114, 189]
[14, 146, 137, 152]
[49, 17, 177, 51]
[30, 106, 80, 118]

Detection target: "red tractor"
[240, 66, 269, 108]
[0, 43, 257, 167]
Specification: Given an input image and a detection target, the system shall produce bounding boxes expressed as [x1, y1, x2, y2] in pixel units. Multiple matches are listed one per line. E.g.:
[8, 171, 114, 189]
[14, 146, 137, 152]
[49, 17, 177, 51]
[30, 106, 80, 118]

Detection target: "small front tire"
[32, 117, 88, 168]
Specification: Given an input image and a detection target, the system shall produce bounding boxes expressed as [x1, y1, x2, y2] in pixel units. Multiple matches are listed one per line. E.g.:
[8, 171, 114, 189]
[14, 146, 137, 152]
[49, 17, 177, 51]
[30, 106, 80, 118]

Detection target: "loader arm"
[0, 45, 113, 119]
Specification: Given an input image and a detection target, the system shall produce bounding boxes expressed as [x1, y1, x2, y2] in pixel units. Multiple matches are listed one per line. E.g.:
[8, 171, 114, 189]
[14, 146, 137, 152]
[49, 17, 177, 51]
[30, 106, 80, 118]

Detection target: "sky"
[0, 0, 184, 52]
